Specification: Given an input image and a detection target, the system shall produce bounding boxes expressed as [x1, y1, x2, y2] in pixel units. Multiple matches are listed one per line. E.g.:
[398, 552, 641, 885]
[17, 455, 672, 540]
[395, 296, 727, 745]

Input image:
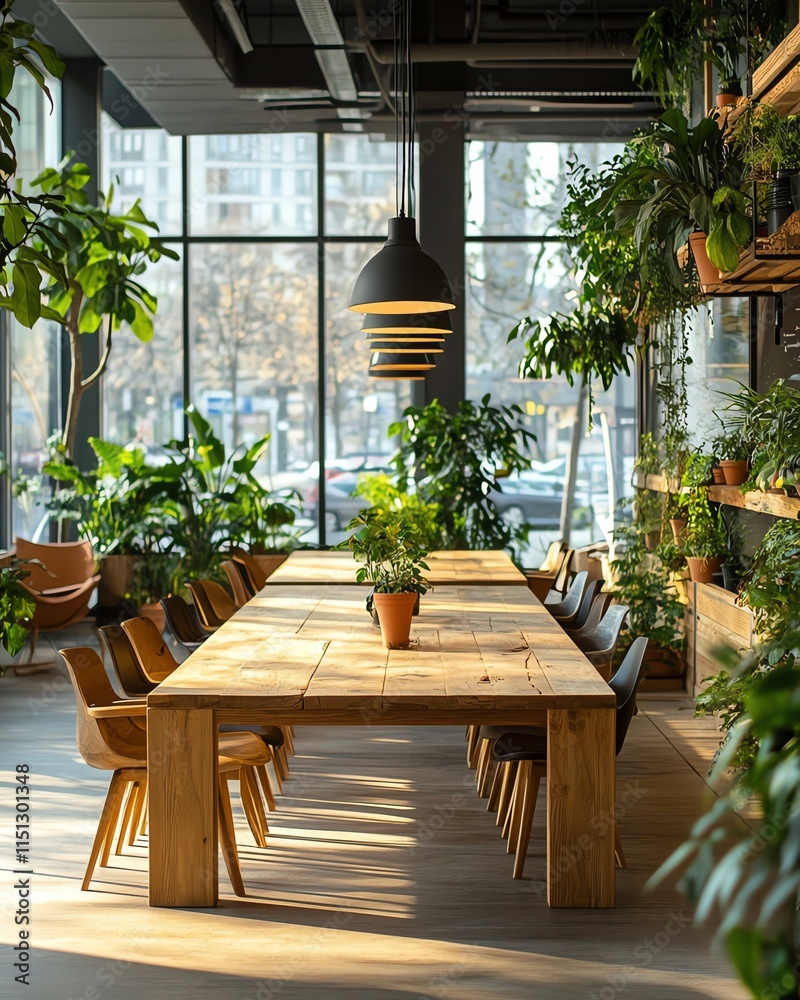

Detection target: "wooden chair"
[525, 546, 571, 603]
[121, 615, 290, 794]
[545, 571, 589, 625]
[490, 636, 649, 878]
[222, 560, 251, 609]
[60, 646, 273, 894]
[231, 550, 268, 593]
[161, 594, 212, 650]
[96, 624, 153, 697]
[15, 538, 101, 662]
[573, 604, 631, 681]
[543, 548, 575, 604]
[186, 580, 238, 629]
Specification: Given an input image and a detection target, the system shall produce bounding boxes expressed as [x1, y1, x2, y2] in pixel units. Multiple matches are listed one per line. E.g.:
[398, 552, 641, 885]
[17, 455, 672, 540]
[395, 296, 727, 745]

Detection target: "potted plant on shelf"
[729, 100, 800, 232]
[611, 109, 751, 288]
[679, 489, 727, 583]
[344, 506, 429, 650]
[712, 426, 750, 486]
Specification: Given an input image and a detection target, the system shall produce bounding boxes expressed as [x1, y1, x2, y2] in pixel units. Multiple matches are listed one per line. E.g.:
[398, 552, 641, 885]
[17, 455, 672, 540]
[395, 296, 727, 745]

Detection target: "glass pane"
[103, 252, 184, 451]
[12, 71, 60, 189]
[466, 240, 636, 564]
[686, 298, 750, 448]
[325, 135, 398, 236]
[10, 321, 60, 540]
[324, 243, 414, 544]
[188, 134, 317, 236]
[466, 141, 625, 238]
[102, 116, 183, 235]
[189, 243, 319, 539]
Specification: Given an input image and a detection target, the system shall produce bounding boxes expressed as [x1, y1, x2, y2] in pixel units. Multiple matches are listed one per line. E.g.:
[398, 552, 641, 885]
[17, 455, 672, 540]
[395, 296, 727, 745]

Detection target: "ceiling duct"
[294, 0, 358, 102]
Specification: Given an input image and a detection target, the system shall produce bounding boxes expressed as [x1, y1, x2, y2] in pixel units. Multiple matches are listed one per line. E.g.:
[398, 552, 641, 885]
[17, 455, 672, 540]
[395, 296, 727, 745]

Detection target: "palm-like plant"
[612, 109, 751, 284]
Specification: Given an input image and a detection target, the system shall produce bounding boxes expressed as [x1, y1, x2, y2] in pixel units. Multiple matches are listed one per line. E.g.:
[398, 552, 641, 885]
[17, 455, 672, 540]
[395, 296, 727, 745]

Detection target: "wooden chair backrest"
[15, 537, 95, 592]
[222, 560, 250, 608]
[539, 540, 565, 573]
[232, 551, 267, 591]
[191, 580, 237, 625]
[186, 580, 225, 629]
[59, 647, 147, 770]
[120, 616, 179, 683]
[96, 624, 154, 696]
[161, 594, 209, 643]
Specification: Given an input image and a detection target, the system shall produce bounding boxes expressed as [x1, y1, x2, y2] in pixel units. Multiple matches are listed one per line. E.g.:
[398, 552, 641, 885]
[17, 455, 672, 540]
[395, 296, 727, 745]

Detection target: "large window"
[9, 71, 61, 541]
[466, 141, 636, 564]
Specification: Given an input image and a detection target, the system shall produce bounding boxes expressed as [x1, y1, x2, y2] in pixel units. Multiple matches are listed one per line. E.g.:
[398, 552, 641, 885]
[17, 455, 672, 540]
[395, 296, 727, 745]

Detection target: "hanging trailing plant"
[507, 306, 639, 427]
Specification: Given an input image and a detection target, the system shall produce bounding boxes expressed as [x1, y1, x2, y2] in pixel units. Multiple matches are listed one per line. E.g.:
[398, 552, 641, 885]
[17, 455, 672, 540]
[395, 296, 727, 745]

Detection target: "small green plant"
[356, 473, 443, 552]
[126, 554, 179, 607]
[678, 488, 727, 565]
[389, 395, 536, 558]
[343, 506, 430, 596]
[0, 561, 35, 664]
[730, 100, 800, 177]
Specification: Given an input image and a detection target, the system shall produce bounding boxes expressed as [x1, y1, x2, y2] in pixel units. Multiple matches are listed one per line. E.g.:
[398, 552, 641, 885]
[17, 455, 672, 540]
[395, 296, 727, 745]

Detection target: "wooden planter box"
[686, 582, 753, 698]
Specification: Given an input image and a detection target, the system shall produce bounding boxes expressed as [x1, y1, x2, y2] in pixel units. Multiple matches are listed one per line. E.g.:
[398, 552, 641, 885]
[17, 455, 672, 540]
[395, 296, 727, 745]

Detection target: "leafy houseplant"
[678, 487, 728, 583]
[356, 473, 443, 552]
[507, 305, 639, 427]
[0, 561, 35, 668]
[344, 506, 430, 649]
[612, 109, 751, 285]
[10, 160, 179, 464]
[388, 395, 536, 559]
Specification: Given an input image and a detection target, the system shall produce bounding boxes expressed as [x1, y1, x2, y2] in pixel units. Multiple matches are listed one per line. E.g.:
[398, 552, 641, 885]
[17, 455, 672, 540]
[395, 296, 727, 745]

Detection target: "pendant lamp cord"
[393, 0, 414, 220]
[399, 0, 407, 217]
[393, 0, 399, 217]
[408, 0, 415, 218]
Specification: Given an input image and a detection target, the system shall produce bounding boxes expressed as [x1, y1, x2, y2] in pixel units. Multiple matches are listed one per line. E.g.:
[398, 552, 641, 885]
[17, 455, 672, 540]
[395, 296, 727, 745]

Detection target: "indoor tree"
[5, 159, 179, 462]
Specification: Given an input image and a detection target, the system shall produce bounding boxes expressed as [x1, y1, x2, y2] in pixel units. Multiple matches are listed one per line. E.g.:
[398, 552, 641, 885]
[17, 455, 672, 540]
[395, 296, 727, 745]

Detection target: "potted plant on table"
[344, 506, 429, 650]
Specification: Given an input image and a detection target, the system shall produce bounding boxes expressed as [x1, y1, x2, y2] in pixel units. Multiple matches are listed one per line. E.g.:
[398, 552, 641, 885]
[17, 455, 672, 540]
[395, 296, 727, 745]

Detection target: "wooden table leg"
[148, 707, 218, 907]
[546, 707, 615, 908]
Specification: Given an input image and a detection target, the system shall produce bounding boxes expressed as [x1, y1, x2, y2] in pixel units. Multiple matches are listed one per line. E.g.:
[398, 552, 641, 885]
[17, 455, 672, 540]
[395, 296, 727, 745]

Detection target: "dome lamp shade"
[361, 311, 453, 335]
[348, 217, 455, 315]
[366, 339, 443, 353]
[369, 350, 436, 372]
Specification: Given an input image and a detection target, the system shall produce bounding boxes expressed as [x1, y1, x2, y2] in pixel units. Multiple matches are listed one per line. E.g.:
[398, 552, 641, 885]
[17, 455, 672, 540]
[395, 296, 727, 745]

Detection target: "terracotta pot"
[137, 602, 166, 634]
[250, 554, 289, 580]
[711, 466, 726, 484]
[670, 518, 687, 543]
[716, 91, 739, 108]
[644, 530, 661, 550]
[688, 231, 721, 285]
[98, 554, 135, 606]
[372, 592, 417, 649]
[685, 556, 721, 584]
[719, 459, 748, 486]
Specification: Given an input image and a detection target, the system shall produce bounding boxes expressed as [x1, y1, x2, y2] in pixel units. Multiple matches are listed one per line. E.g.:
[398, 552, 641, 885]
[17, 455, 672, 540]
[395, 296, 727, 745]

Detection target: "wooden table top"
[268, 549, 527, 586]
[149, 585, 613, 713]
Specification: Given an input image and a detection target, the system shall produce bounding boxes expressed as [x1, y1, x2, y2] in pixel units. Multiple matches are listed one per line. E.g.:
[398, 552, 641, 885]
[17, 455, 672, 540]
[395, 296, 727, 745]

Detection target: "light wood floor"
[0, 633, 752, 1000]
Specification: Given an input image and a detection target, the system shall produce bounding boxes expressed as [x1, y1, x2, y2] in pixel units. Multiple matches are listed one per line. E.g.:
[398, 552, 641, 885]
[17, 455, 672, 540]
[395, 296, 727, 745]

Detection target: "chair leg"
[474, 738, 490, 791]
[127, 780, 147, 846]
[497, 761, 518, 829]
[239, 768, 268, 848]
[614, 823, 626, 869]
[477, 740, 497, 798]
[82, 770, 129, 890]
[99, 775, 128, 868]
[137, 786, 149, 837]
[486, 760, 505, 813]
[467, 725, 482, 768]
[256, 763, 276, 812]
[505, 766, 526, 854]
[282, 727, 294, 756]
[114, 780, 141, 855]
[275, 744, 290, 779]
[271, 749, 285, 792]
[218, 776, 245, 897]
[513, 763, 542, 880]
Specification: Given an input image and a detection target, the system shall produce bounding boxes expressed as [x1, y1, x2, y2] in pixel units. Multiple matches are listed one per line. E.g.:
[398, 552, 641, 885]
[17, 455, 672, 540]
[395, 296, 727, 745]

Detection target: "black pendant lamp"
[366, 339, 444, 354]
[361, 312, 453, 335]
[348, 0, 453, 317]
[369, 351, 436, 372]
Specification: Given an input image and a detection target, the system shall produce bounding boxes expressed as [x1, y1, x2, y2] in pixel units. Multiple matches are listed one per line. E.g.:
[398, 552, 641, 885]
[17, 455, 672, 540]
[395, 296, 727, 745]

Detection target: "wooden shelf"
[707, 484, 800, 519]
[633, 473, 800, 520]
[750, 22, 800, 116]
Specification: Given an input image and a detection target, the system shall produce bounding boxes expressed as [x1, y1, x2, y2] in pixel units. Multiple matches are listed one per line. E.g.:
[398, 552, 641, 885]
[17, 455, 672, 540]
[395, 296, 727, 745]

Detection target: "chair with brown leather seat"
[60, 646, 271, 894]
[222, 560, 251, 609]
[15, 538, 101, 660]
[186, 579, 238, 629]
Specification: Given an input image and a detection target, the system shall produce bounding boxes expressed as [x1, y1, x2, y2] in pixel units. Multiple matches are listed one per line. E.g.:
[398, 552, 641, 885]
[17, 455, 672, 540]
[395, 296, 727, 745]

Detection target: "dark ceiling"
[46, 0, 661, 139]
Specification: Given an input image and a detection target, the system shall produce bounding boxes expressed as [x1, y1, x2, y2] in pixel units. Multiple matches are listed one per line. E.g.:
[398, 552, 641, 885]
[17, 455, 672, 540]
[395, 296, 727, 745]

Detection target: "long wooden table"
[268, 548, 528, 586]
[147, 584, 615, 910]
